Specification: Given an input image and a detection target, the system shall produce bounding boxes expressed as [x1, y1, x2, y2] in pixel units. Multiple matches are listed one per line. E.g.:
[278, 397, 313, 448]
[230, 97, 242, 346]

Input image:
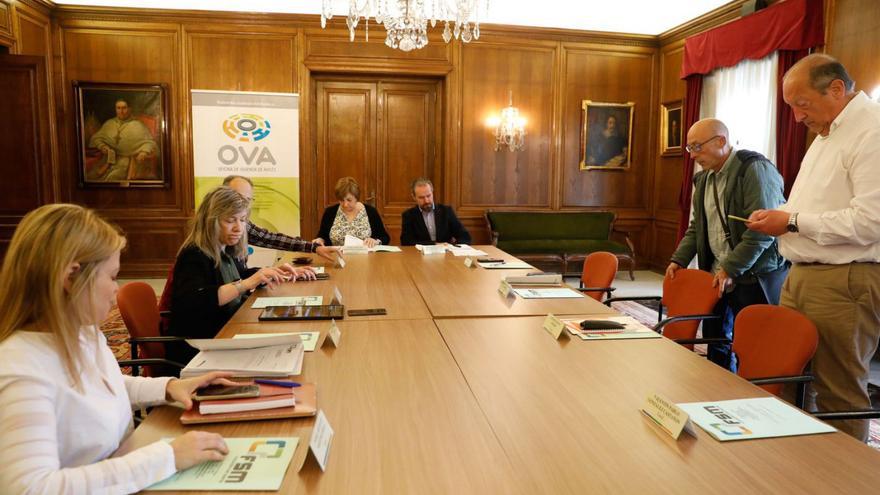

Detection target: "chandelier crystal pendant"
[321, 0, 488, 52]
[488, 91, 526, 152]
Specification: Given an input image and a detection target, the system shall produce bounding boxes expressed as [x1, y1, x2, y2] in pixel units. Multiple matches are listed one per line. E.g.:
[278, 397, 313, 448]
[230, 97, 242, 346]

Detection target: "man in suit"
[667, 118, 788, 371]
[400, 177, 471, 246]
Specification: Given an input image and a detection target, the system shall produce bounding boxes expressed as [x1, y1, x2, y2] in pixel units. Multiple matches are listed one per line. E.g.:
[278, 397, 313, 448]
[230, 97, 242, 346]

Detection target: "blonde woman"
[166, 186, 312, 365]
[0, 204, 238, 493]
[313, 176, 390, 247]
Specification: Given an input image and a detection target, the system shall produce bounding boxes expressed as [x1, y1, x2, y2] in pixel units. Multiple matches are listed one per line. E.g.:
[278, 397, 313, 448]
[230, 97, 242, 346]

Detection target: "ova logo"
[224, 440, 287, 483]
[223, 113, 272, 142]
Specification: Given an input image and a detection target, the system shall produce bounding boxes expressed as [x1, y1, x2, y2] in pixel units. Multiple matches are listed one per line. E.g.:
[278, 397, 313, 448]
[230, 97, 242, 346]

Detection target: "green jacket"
[671, 150, 786, 279]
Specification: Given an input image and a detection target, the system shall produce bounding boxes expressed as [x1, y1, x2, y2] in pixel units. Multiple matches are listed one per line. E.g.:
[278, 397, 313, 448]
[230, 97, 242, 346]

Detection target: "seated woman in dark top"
[166, 186, 309, 366]
[312, 177, 390, 247]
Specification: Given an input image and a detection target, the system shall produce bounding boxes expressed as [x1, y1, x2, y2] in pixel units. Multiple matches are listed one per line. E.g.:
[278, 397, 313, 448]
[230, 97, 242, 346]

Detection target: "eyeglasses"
[685, 135, 721, 153]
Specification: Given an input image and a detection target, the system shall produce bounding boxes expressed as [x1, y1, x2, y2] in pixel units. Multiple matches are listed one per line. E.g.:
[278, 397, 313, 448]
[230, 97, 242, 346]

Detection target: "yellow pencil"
[727, 214, 751, 223]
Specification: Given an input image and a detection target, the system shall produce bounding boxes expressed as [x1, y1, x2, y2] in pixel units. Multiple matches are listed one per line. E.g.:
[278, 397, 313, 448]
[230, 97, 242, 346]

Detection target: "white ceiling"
[52, 0, 735, 36]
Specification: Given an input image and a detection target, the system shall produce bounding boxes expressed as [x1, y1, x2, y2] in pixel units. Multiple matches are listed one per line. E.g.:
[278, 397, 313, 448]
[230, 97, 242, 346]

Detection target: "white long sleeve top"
[779, 91, 880, 263]
[0, 326, 177, 494]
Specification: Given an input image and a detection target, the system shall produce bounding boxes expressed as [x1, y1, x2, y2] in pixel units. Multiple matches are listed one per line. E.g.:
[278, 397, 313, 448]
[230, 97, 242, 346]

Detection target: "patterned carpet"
[99, 301, 880, 449]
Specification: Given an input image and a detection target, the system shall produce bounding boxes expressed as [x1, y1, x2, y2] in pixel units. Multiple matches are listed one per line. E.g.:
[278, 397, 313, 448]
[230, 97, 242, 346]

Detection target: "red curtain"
[776, 49, 810, 197]
[677, 75, 704, 240]
[675, 0, 825, 241]
[681, 0, 824, 78]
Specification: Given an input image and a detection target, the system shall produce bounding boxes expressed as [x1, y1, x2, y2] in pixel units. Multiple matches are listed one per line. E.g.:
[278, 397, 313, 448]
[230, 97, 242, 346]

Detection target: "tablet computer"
[258, 304, 345, 321]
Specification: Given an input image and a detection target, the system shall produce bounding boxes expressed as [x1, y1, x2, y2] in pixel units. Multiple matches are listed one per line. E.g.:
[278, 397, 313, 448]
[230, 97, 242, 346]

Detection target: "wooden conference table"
[123, 246, 880, 494]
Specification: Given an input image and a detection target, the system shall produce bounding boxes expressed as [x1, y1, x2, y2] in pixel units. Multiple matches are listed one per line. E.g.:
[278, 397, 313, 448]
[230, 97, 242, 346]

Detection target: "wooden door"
[0, 54, 54, 257]
[312, 76, 441, 244]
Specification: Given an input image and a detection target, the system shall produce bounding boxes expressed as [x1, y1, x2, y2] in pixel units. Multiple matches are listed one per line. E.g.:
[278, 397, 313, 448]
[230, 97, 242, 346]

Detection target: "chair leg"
[796, 381, 806, 410]
[629, 259, 635, 281]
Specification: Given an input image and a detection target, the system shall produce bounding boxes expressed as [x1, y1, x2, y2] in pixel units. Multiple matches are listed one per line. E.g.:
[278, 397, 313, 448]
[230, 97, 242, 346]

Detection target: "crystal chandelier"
[487, 91, 526, 152]
[321, 0, 489, 52]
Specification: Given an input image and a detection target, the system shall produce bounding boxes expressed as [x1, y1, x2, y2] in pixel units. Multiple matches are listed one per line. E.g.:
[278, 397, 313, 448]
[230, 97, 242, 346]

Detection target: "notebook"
[198, 382, 296, 415]
[180, 382, 317, 424]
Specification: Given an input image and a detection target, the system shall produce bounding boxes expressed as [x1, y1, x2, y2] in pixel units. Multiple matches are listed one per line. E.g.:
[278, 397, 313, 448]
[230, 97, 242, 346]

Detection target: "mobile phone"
[347, 308, 388, 316]
[314, 272, 330, 280]
[192, 384, 260, 401]
[477, 258, 505, 263]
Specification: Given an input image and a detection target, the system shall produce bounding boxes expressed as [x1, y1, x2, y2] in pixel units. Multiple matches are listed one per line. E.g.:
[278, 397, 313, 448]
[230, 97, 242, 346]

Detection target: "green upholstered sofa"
[484, 210, 635, 279]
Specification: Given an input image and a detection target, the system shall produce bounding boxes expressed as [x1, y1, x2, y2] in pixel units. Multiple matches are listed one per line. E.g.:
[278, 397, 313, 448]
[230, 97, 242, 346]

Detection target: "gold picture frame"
[580, 100, 634, 170]
[660, 100, 683, 156]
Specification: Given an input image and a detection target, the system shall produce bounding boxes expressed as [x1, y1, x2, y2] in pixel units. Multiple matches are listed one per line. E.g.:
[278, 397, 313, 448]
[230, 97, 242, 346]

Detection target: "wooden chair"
[116, 281, 185, 377]
[575, 251, 617, 302]
[605, 269, 723, 350]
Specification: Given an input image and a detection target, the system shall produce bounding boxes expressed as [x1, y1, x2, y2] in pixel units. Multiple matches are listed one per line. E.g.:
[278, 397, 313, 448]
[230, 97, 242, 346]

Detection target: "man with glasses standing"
[748, 54, 880, 442]
[667, 118, 788, 371]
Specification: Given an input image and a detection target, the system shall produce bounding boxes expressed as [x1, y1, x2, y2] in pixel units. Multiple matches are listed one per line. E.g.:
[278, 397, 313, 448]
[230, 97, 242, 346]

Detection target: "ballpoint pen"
[254, 379, 302, 388]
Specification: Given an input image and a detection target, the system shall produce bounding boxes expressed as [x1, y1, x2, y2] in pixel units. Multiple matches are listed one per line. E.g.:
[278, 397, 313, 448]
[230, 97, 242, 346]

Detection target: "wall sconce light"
[486, 91, 526, 152]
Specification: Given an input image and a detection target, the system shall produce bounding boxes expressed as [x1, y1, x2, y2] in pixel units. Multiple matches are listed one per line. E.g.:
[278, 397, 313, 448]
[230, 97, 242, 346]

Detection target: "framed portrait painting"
[73, 81, 170, 188]
[661, 100, 683, 156]
[580, 100, 634, 170]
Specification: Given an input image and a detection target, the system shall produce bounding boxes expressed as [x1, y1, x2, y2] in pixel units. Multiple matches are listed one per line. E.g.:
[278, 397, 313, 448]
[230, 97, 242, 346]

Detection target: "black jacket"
[317, 203, 390, 246]
[165, 245, 258, 366]
[400, 204, 471, 246]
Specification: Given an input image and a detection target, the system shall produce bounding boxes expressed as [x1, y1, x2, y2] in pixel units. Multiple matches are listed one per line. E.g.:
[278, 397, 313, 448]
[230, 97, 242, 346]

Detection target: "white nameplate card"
[312, 266, 326, 274]
[324, 319, 342, 348]
[335, 254, 346, 268]
[252, 296, 323, 309]
[641, 393, 696, 440]
[498, 279, 513, 297]
[418, 244, 447, 255]
[332, 286, 344, 305]
[306, 410, 335, 472]
[543, 314, 569, 340]
[464, 257, 475, 268]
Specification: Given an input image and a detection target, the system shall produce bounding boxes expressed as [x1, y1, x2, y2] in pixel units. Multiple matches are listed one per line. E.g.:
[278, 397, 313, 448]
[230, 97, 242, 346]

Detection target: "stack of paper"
[180, 334, 305, 378]
[512, 287, 583, 299]
[677, 397, 836, 441]
[504, 274, 563, 285]
[561, 316, 660, 340]
[234, 331, 321, 352]
[447, 244, 488, 257]
[416, 244, 447, 255]
[200, 383, 296, 415]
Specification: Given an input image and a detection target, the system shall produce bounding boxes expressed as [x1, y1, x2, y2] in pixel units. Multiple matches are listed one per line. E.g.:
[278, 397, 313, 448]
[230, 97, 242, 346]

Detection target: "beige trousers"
[781, 263, 880, 441]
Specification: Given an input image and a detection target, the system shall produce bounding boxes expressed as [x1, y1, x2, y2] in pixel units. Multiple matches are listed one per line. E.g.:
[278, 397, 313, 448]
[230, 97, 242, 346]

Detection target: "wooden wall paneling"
[187, 30, 296, 93]
[560, 45, 656, 212]
[654, 44, 686, 219]
[303, 27, 452, 74]
[459, 40, 557, 210]
[0, 54, 51, 255]
[0, 1, 12, 47]
[115, 218, 188, 277]
[825, 0, 880, 98]
[652, 220, 680, 269]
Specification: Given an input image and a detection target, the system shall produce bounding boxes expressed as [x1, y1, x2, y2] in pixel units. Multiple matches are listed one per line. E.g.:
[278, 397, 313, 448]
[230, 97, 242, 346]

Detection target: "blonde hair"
[0, 204, 126, 388]
[334, 177, 360, 201]
[181, 186, 249, 266]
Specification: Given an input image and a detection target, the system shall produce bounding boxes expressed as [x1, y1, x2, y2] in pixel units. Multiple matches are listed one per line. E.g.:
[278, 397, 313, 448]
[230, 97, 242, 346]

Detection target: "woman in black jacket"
[165, 186, 308, 366]
[312, 177, 390, 247]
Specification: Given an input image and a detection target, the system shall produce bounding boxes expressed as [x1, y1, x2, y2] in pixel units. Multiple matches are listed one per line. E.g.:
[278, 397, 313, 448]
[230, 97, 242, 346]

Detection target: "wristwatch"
[234, 280, 246, 294]
[786, 213, 799, 233]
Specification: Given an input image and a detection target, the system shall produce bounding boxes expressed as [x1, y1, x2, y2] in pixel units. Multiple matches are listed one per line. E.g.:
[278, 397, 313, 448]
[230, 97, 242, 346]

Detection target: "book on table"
[181, 382, 317, 424]
[199, 382, 296, 415]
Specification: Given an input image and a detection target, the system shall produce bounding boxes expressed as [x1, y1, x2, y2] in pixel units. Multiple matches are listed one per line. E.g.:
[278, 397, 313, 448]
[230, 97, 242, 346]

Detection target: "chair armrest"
[129, 336, 186, 344]
[813, 410, 880, 421]
[117, 358, 185, 369]
[672, 337, 729, 346]
[603, 295, 660, 306]
[159, 310, 171, 318]
[576, 286, 616, 293]
[748, 375, 813, 386]
[655, 314, 719, 333]
[611, 228, 636, 256]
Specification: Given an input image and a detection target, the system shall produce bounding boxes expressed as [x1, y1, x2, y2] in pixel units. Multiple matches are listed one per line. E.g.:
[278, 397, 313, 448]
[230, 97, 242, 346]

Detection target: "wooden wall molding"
[658, 0, 749, 44]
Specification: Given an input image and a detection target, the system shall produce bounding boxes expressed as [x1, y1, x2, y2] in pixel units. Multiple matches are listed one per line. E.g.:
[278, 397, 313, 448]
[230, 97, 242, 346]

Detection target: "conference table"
[123, 246, 880, 494]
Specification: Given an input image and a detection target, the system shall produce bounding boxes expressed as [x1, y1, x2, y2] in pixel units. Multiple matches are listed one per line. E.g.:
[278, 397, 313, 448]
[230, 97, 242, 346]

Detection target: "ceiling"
[51, 0, 736, 36]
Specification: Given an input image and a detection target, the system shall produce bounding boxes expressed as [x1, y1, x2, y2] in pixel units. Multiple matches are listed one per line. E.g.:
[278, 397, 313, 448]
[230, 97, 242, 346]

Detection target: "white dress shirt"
[779, 91, 880, 263]
[0, 326, 177, 494]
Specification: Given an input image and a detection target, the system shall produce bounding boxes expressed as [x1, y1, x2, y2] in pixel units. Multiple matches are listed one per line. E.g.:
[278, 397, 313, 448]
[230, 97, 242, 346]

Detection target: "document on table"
[186, 334, 301, 351]
[234, 332, 321, 352]
[252, 296, 323, 309]
[676, 397, 836, 442]
[145, 437, 298, 491]
[180, 342, 304, 378]
[477, 260, 533, 269]
[342, 235, 401, 253]
[561, 316, 661, 340]
[512, 287, 583, 299]
[447, 244, 488, 257]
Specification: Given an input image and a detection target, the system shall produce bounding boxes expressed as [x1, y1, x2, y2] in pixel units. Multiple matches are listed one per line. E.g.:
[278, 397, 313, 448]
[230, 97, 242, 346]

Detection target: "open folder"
[180, 334, 305, 378]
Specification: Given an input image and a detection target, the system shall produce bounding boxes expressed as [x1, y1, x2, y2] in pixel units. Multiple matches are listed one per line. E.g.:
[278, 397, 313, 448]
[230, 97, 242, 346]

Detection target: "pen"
[727, 214, 751, 223]
[255, 379, 302, 388]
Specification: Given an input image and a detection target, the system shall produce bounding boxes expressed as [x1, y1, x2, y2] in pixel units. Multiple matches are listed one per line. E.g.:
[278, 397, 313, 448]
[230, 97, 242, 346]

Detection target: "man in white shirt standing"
[748, 54, 880, 441]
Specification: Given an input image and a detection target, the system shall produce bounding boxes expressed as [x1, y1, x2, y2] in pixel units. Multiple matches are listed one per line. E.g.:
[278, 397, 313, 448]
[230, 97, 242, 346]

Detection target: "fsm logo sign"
[223, 113, 272, 142]
[224, 440, 289, 483]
